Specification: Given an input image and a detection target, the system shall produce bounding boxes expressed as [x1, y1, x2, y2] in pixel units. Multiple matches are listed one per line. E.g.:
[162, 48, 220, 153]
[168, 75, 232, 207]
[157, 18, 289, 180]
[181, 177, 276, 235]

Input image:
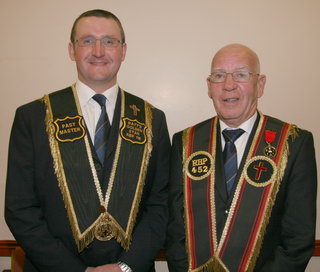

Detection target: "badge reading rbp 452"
[184, 151, 214, 180]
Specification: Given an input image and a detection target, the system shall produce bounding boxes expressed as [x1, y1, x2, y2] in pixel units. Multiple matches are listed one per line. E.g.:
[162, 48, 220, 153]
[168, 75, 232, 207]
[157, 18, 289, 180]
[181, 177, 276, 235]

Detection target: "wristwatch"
[117, 261, 133, 272]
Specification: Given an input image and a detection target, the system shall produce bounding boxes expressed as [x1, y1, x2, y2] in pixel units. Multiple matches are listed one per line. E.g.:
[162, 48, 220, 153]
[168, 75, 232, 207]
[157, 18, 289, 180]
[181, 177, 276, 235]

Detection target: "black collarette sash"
[182, 114, 298, 271]
[43, 86, 153, 252]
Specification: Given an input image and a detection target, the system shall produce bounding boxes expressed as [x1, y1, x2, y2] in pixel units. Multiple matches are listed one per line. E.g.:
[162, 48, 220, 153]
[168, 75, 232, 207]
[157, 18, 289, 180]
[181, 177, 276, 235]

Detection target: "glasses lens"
[211, 72, 226, 82]
[78, 37, 95, 46]
[101, 37, 119, 47]
[233, 71, 250, 82]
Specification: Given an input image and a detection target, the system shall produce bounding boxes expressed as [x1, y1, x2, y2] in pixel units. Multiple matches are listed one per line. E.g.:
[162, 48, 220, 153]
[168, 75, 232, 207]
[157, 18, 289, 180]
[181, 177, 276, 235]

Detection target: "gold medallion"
[94, 213, 113, 241]
[264, 144, 277, 157]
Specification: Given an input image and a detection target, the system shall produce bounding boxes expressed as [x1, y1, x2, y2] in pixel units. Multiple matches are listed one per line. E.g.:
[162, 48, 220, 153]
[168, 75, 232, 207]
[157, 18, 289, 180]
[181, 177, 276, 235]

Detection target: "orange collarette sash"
[182, 114, 297, 272]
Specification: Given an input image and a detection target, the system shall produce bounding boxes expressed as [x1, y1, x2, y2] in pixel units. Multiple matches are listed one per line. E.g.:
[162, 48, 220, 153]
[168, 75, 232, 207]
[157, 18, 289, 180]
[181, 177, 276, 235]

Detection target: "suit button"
[224, 209, 229, 215]
[95, 163, 102, 171]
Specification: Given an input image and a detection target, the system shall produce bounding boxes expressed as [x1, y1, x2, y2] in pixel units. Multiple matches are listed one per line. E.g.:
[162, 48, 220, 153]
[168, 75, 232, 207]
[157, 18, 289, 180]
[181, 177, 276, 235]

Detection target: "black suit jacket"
[5, 87, 171, 272]
[165, 115, 317, 272]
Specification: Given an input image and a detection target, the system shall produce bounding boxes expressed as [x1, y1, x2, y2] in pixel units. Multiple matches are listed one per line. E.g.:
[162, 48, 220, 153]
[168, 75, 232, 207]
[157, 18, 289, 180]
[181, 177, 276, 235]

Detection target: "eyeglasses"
[75, 36, 122, 48]
[208, 71, 259, 83]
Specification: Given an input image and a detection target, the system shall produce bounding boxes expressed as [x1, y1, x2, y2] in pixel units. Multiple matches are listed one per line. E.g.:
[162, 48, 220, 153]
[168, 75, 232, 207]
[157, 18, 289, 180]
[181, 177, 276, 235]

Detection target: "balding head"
[211, 43, 261, 74]
[207, 43, 266, 127]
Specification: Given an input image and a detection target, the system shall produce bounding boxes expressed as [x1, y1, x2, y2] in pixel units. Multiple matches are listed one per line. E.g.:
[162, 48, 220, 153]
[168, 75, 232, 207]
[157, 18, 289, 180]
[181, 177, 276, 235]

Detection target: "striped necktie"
[222, 128, 245, 195]
[92, 94, 111, 164]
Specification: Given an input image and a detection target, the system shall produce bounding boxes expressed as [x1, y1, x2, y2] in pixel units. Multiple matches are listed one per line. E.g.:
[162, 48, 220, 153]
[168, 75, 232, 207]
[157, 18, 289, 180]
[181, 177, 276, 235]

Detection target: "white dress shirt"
[75, 80, 119, 141]
[220, 112, 257, 167]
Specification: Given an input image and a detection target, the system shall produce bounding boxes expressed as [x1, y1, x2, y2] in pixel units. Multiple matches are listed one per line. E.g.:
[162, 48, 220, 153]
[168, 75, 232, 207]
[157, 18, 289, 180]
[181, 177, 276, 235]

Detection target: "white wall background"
[0, 0, 319, 271]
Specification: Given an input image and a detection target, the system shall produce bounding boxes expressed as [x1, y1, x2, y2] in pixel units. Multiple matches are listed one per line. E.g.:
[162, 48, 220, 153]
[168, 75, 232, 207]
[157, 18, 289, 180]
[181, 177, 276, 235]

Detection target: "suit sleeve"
[260, 130, 317, 272]
[5, 103, 87, 272]
[119, 109, 171, 271]
[165, 132, 188, 271]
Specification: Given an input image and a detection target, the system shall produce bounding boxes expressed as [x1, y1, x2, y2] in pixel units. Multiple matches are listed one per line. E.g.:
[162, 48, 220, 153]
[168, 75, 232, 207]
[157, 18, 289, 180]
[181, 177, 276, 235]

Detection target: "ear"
[257, 74, 266, 98]
[68, 42, 76, 61]
[121, 43, 127, 62]
[207, 77, 212, 98]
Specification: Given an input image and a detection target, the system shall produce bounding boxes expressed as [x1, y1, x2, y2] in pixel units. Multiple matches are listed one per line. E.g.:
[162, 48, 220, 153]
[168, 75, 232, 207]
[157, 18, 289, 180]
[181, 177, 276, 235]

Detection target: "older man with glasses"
[166, 43, 317, 272]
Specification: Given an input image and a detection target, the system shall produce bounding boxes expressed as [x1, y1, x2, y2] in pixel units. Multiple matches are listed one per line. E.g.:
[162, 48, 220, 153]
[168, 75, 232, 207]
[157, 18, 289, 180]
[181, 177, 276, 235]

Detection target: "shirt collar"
[76, 80, 119, 107]
[219, 112, 258, 135]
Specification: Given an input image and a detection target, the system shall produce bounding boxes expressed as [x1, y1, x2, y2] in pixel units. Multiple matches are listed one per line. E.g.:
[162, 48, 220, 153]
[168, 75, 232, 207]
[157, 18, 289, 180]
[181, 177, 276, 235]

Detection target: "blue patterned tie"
[222, 129, 245, 195]
[93, 94, 110, 164]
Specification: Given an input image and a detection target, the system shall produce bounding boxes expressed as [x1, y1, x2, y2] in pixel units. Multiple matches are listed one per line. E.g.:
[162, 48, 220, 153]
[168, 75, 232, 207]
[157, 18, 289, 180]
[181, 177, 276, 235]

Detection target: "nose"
[92, 40, 105, 57]
[223, 73, 236, 91]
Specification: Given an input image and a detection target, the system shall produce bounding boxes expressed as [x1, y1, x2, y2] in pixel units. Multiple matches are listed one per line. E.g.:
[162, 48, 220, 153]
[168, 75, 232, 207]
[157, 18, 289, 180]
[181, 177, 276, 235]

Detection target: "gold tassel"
[289, 124, 300, 142]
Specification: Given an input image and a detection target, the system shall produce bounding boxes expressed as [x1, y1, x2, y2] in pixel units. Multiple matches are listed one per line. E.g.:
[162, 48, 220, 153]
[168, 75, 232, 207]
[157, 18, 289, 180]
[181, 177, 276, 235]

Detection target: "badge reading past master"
[184, 151, 214, 180]
[120, 117, 147, 144]
[53, 115, 86, 143]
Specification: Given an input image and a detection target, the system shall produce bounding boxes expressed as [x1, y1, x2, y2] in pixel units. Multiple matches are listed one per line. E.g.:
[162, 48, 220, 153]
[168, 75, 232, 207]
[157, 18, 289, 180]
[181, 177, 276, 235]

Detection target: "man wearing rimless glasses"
[166, 44, 317, 272]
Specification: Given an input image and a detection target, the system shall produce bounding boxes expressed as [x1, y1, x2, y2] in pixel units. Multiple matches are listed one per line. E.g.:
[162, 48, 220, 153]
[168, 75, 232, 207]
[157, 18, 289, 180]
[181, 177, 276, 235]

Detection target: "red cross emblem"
[253, 162, 267, 180]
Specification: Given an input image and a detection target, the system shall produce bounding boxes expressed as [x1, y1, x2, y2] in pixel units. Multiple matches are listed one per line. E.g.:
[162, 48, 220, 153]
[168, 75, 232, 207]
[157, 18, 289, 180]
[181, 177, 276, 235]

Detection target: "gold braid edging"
[245, 125, 290, 272]
[42, 95, 91, 251]
[188, 256, 230, 272]
[109, 99, 154, 251]
[122, 101, 154, 250]
[43, 94, 100, 252]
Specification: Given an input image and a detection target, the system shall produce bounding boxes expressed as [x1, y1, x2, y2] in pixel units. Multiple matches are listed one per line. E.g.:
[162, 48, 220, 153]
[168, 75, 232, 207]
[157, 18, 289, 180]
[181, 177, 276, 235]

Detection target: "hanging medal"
[264, 130, 277, 157]
[94, 206, 113, 241]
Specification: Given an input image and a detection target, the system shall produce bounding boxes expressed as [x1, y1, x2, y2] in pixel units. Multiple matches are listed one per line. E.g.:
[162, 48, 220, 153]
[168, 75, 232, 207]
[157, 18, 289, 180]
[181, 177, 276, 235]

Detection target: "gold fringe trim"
[188, 255, 230, 272]
[42, 94, 95, 252]
[289, 124, 300, 142]
[245, 123, 291, 271]
[43, 91, 102, 252]
[72, 86, 101, 251]
[182, 127, 194, 270]
[103, 90, 154, 251]
[209, 118, 218, 251]
[119, 100, 153, 250]
[182, 114, 294, 271]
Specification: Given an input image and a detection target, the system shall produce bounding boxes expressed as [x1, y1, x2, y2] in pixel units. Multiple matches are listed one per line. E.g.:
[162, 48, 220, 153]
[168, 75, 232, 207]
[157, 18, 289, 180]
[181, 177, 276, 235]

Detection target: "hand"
[86, 264, 122, 272]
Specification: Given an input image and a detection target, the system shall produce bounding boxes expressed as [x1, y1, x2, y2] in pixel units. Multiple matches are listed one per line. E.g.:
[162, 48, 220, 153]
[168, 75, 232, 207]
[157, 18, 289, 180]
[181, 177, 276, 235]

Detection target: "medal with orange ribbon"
[264, 130, 277, 157]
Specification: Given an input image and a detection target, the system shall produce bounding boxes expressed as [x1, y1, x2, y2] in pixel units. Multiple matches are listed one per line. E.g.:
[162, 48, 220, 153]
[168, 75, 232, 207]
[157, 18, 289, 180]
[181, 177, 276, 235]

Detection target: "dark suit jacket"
[5, 87, 170, 272]
[165, 115, 317, 272]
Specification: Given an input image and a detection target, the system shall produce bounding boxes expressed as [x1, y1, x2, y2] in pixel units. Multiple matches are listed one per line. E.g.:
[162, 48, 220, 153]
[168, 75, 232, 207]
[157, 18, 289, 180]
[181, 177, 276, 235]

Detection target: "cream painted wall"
[0, 0, 319, 271]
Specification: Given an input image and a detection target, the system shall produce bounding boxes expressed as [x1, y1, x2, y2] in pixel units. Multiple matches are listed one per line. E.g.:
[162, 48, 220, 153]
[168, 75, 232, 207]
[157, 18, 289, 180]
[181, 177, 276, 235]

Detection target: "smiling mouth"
[224, 98, 239, 102]
[90, 61, 107, 65]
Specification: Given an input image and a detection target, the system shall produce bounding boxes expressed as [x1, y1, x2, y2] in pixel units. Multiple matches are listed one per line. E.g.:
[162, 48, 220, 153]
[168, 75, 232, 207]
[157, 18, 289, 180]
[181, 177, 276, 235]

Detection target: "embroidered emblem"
[94, 213, 113, 241]
[244, 156, 277, 187]
[53, 115, 85, 142]
[184, 151, 214, 180]
[120, 117, 147, 144]
[264, 130, 277, 157]
[129, 104, 140, 116]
